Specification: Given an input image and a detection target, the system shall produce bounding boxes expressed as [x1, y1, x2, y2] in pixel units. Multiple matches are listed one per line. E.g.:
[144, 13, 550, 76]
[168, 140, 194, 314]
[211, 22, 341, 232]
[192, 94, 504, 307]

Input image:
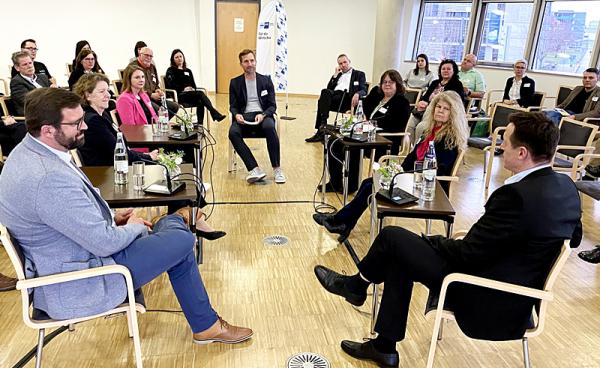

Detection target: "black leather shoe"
[212, 113, 226, 122]
[578, 247, 600, 264]
[586, 165, 600, 177]
[305, 132, 325, 143]
[340, 340, 399, 367]
[313, 213, 334, 226]
[196, 229, 227, 241]
[313, 265, 366, 306]
[323, 218, 348, 235]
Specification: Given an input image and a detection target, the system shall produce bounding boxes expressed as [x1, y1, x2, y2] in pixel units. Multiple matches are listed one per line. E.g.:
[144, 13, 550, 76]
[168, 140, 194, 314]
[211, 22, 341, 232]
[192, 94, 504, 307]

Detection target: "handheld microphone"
[137, 157, 185, 195]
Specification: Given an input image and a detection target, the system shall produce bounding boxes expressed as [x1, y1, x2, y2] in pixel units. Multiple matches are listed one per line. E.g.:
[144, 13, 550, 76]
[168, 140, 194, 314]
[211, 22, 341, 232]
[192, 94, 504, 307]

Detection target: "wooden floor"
[1, 95, 600, 367]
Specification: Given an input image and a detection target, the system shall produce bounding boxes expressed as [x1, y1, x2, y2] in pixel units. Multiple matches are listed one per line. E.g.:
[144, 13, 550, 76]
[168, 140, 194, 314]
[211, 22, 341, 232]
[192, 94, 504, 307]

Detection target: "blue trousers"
[112, 215, 218, 333]
[544, 109, 573, 125]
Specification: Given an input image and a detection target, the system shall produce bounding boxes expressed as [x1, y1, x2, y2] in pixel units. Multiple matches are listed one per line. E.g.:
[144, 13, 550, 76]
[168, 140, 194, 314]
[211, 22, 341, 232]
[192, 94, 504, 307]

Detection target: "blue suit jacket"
[0, 135, 147, 320]
[229, 73, 277, 117]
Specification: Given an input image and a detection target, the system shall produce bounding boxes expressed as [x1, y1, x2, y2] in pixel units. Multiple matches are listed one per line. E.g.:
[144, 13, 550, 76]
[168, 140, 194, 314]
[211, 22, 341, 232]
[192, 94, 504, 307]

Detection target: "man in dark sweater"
[544, 68, 600, 125]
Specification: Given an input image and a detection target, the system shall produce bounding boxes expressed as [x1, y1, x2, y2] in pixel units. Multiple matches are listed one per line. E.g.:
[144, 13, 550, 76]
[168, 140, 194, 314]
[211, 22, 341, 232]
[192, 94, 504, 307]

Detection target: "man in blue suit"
[229, 49, 285, 184]
[0, 88, 252, 345]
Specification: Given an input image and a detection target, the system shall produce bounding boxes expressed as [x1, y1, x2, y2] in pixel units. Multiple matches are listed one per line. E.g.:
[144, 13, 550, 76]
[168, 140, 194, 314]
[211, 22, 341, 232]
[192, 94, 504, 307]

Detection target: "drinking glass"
[132, 162, 145, 191]
[151, 117, 160, 136]
[413, 161, 424, 190]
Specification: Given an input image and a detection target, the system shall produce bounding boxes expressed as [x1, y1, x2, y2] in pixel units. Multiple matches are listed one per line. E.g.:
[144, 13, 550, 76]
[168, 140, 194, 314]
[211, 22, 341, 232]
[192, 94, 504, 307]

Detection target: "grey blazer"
[557, 85, 600, 121]
[0, 134, 147, 320]
[9, 74, 51, 116]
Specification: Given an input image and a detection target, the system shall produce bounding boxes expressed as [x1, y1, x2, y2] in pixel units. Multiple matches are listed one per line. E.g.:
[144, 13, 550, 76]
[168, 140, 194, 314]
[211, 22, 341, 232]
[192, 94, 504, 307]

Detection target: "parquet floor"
[1, 95, 599, 367]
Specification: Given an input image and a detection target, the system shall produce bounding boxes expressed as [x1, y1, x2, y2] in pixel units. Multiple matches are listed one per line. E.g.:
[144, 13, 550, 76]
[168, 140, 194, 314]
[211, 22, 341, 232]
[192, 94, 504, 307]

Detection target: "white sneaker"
[246, 167, 266, 183]
[274, 168, 286, 184]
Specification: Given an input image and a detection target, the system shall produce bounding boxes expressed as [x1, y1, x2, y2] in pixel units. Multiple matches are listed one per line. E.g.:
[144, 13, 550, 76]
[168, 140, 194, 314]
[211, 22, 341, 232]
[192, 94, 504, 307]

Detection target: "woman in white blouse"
[502, 59, 536, 108]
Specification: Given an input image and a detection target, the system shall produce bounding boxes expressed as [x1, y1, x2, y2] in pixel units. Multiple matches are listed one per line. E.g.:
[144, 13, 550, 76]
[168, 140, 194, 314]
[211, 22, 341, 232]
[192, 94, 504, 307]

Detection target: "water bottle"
[114, 132, 129, 184]
[421, 141, 437, 201]
[158, 95, 169, 133]
[353, 99, 365, 135]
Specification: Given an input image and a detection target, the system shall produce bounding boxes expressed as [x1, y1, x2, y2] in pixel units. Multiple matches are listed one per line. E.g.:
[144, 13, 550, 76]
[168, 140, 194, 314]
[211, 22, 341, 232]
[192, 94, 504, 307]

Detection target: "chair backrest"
[70, 149, 83, 167]
[404, 88, 422, 105]
[159, 75, 166, 90]
[557, 118, 599, 158]
[0, 78, 8, 95]
[449, 149, 465, 177]
[112, 80, 123, 96]
[530, 91, 545, 107]
[0, 224, 27, 281]
[110, 110, 122, 128]
[117, 69, 125, 80]
[0, 96, 21, 118]
[556, 86, 573, 106]
[489, 103, 525, 133]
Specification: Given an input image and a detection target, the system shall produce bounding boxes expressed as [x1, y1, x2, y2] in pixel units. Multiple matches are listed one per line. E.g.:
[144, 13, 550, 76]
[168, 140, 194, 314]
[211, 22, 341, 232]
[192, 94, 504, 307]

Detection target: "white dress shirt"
[504, 164, 550, 185]
[335, 68, 353, 91]
[20, 73, 44, 88]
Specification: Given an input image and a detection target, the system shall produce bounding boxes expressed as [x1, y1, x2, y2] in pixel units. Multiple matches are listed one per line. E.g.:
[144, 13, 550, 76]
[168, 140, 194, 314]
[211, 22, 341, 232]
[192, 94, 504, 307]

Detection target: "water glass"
[151, 117, 160, 136]
[413, 161, 424, 190]
[132, 162, 145, 191]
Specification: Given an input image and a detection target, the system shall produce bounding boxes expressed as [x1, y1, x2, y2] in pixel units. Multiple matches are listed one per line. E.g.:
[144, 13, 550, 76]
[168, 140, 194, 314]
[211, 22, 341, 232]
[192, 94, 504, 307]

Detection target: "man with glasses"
[10, 51, 53, 116]
[0, 88, 253, 346]
[128, 47, 178, 118]
[458, 53, 486, 99]
[11, 39, 57, 88]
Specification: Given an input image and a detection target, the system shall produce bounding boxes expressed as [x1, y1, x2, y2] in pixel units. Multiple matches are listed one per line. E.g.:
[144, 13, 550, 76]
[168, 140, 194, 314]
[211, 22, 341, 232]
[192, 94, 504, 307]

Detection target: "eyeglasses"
[140, 53, 153, 59]
[24, 47, 38, 51]
[82, 57, 95, 62]
[60, 117, 85, 130]
[382, 80, 395, 85]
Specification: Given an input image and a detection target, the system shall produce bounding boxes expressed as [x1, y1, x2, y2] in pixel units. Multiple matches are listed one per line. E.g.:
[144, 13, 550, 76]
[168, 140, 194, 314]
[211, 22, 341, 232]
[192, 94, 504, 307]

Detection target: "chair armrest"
[378, 132, 410, 137]
[17, 264, 133, 290]
[570, 153, 600, 179]
[583, 117, 600, 125]
[436, 176, 459, 182]
[164, 89, 178, 103]
[442, 273, 552, 301]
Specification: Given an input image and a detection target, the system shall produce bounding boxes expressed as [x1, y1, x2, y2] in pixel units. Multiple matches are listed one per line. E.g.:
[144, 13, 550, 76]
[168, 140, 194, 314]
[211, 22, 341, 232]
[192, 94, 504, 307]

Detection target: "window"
[476, 2, 534, 63]
[532, 1, 600, 74]
[416, 2, 473, 62]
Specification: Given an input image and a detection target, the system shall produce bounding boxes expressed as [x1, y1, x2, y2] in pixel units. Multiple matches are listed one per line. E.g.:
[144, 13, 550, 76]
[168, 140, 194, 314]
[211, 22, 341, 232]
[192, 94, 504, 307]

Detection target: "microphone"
[375, 170, 420, 205]
[332, 89, 347, 129]
[169, 104, 198, 140]
[137, 157, 185, 195]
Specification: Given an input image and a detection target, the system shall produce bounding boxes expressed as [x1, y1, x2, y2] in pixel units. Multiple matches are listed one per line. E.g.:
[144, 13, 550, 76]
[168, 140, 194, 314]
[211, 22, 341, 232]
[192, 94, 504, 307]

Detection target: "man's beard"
[54, 130, 85, 150]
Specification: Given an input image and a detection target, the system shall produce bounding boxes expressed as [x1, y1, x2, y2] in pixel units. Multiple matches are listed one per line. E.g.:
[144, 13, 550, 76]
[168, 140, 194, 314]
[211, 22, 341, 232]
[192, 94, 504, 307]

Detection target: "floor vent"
[286, 352, 330, 368]
[263, 235, 289, 246]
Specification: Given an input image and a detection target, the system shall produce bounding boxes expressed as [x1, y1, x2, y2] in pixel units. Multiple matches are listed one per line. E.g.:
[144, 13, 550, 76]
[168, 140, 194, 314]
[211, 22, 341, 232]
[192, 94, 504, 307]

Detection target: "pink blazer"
[116, 91, 157, 125]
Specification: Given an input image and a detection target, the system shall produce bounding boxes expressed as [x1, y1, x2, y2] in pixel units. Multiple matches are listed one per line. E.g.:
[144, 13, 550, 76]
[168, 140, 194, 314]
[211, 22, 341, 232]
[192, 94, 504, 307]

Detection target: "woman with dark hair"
[71, 40, 91, 68]
[164, 49, 226, 123]
[116, 65, 156, 125]
[322, 70, 411, 192]
[315, 91, 469, 242]
[404, 53, 435, 90]
[68, 49, 105, 90]
[406, 59, 465, 143]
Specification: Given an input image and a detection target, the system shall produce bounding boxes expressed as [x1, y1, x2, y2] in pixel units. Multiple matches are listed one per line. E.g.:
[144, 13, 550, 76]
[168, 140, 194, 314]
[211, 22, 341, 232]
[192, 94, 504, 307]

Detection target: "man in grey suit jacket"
[10, 51, 51, 116]
[0, 88, 252, 345]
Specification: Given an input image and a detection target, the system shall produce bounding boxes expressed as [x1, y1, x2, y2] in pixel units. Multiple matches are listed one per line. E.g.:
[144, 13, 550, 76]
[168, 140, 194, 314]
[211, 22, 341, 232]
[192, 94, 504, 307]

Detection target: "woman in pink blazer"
[116, 65, 157, 125]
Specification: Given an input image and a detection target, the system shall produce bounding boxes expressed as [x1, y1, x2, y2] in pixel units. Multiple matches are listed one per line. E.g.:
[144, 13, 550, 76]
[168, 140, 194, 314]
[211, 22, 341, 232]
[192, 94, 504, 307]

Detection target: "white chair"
[228, 113, 281, 172]
[425, 235, 572, 368]
[0, 223, 145, 368]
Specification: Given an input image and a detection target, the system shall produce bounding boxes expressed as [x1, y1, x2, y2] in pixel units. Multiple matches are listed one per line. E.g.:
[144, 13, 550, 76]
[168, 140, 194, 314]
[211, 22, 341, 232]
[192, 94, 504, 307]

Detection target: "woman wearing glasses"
[68, 49, 105, 90]
[165, 49, 226, 124]
[502, 59, 536, 108]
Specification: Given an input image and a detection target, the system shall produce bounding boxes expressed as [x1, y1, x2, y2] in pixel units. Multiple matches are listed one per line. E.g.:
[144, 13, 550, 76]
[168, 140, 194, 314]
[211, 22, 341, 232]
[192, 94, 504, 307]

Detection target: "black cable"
[11, 326, 68, 368]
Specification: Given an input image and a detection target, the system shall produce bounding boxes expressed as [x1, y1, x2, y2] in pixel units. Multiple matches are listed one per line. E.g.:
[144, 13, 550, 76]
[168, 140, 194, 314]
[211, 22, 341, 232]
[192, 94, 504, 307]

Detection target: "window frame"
[410, 0, 600, 76]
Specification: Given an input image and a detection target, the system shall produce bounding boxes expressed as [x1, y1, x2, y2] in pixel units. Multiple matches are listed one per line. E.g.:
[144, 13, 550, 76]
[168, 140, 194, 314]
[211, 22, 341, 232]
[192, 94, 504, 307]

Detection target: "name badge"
[261, 90, 268, 97]
[184, 71, 190, 76]
[593, 96, 599, 102]
[378, 107, 388, 114]
[523, 83, 531, 87]
[353, 81, 359, 86]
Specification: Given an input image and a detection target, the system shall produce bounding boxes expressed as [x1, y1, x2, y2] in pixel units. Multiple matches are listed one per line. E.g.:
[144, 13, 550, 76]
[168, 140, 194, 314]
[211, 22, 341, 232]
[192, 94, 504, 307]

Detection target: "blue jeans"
[112, 215, 218, 333]
[544, 109, 573, 125]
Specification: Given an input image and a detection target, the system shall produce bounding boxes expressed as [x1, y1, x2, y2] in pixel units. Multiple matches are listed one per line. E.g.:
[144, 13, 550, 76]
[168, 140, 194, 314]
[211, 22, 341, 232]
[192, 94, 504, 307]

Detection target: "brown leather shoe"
[192, 317, 253, 345]
[0, 273, 17, 292]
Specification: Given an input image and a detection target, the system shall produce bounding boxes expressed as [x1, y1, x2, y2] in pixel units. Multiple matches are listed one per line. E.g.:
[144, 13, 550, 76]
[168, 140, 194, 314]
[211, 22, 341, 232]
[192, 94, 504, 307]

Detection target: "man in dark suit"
[305, 54, 367, 142]
[10, 51, 52, 116]
[229, 49, 285, 184]
[314, 112, 582, 367]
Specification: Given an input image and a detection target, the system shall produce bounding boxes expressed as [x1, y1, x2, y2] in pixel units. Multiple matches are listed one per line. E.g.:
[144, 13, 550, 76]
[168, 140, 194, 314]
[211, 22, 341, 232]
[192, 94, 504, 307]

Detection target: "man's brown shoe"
[192, 317, 253, 344]
[0, 273, 17, 292]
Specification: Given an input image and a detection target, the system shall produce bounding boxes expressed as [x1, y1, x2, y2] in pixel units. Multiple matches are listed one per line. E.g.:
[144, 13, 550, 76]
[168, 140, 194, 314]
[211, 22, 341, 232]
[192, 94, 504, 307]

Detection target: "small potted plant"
[175, 109, 195, 132]
[375, 159, 403, 189]
[156, 148, 184, 178]
[340, 115, 354, 134]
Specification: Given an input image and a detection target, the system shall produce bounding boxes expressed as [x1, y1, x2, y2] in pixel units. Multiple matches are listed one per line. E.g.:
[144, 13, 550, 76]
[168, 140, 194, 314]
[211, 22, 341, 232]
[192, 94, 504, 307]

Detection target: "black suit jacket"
[11, 61, 53, 79]
[502, 76, 536, 107]
[426, 167, 582, 340]
[9, 74, 51, 116]
[326, 69, 367, 98]
[229, 73, 276, 117]
[421, 78, 466, 103]
[363, 86, 411, 154]
[79, 105, 149, 166]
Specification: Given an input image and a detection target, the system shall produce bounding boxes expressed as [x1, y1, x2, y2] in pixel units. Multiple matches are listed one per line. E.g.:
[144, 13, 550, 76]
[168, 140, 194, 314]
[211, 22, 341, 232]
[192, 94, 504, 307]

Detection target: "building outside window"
[416, 2, 472, 61]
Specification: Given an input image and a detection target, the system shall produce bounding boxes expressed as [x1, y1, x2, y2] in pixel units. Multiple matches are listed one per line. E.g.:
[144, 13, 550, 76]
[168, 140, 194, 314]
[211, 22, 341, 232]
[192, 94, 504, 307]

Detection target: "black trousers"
[315, 89, 351, 129]
[326, 137, 360, 192]
[0, 121, 27, 155]
[358, 226, 455, 341]
[177, 90, 220, 124]
[228, 112, 280, 171]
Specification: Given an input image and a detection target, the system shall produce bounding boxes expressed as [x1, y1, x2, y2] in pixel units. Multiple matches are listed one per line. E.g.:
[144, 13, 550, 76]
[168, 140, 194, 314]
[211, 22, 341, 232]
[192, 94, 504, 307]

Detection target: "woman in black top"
[68, 49, 105, 90]
[502, 59, 536, 108]
[71, 40, 90, 69]
[73, 73, 157, 166]
[165, 49, 226, 124]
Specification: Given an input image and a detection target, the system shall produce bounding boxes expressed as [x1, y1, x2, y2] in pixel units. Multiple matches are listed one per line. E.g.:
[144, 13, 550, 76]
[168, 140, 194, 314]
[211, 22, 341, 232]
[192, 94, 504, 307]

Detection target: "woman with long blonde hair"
[313, 90, 469, 242]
